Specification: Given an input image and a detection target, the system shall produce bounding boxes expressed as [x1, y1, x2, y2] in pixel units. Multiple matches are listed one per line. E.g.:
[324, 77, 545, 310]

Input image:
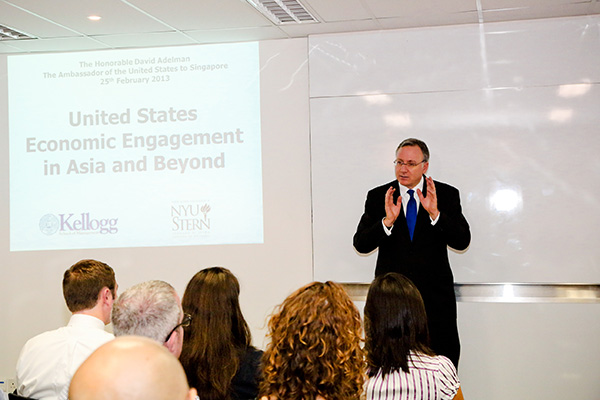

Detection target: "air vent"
[246, 0, 319, 24]
[0, 24, 34, 40]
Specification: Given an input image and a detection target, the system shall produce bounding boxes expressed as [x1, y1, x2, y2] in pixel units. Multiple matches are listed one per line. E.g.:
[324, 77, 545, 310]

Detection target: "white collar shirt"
[398, 177, 424, 216]
[16, 313, 114, 400]
[382, 176, 439, 235]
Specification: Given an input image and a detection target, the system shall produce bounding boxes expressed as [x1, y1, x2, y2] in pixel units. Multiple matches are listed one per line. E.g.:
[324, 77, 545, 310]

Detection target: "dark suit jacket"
[353, 177, 470, 322]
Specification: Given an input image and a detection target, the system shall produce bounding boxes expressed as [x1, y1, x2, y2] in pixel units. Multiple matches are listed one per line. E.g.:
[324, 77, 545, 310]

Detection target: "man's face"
[395, 145, 429, 189]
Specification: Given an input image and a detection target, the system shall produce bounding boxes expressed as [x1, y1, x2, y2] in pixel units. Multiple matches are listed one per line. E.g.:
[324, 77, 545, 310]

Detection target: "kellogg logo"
[171, 202, 211, 232]
[39, 213, 119, 235]
[39, 214, 59, 235]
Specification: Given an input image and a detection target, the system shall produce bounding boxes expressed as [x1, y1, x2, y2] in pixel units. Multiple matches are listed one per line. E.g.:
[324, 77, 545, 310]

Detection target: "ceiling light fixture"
[245, 0, 318, 24]
[0, 24, 34, 40]
[87, 15, 102, 21]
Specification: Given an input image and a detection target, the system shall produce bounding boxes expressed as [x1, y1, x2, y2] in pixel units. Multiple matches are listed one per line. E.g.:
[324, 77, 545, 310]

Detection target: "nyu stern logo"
[171, 202, 211, 232]
[39, 212, 119, 235]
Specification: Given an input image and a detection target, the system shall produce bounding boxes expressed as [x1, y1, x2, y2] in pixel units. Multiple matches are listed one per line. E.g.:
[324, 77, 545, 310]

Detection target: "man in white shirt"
[16, 259, 118, 400]
[111, 280, 189, 358]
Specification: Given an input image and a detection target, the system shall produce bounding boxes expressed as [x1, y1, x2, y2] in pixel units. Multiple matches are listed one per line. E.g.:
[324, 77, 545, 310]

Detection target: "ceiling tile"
[365, 0, 479, 17]
[482, 3, 593, 22]
[0, 41, 26, 53]
[280, 19, 381, 37]
[1, 36, 112, 53]
[303, 0, 374, 21]
[0, 0, 598, 55]
[126, 0, 273, 30]
[5, 0, 170, 35]
[185, 26, 289, 43]
[378, 11, 480, 29]
[0, 2, 74, 38]
[91, 31, 199, 49]
[481, 0, 592, 11]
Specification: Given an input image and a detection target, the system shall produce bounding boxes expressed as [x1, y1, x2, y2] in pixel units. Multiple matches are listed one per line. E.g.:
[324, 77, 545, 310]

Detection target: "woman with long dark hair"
[364, 272, 464, 400]
[259, 281, 365, 400]
[180, 267, 262, 400]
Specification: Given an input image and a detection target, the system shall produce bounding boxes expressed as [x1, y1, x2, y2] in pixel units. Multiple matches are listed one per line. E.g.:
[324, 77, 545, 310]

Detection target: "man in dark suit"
[353, 138, 470, 368]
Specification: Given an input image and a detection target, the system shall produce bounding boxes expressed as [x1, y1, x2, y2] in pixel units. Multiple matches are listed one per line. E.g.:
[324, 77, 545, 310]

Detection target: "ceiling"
[1, 0, 599, 54]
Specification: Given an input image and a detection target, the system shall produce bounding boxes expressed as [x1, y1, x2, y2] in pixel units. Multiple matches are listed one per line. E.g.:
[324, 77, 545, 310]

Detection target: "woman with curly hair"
[180, 267, 262, 400]
[364, 272, 464, 400]
[259, 281, 365, 400]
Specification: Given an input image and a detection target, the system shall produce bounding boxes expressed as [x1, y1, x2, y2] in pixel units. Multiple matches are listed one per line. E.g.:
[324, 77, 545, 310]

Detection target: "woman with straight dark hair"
[259, 281, 365, 400]
[364, 273, 464, 400]
[180, 267, 262, 400]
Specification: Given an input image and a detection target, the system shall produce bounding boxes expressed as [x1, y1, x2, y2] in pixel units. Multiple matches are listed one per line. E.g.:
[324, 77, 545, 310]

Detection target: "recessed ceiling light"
[88, 15, 102, 21]
[0, 24, 34, 40]
[245, 0, 318, 25]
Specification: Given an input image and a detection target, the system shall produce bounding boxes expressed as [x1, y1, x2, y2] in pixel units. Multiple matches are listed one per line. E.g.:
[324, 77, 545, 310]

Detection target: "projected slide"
[8, 42, 263, 251]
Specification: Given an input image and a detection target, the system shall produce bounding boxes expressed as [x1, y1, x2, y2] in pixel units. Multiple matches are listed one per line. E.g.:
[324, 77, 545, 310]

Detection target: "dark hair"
[62, 259, 116, 312]
[364, 273, 434, 376]
[260, 281, 365, 400]
[396, 138, 430, 162]
[180, 267, 251, 400]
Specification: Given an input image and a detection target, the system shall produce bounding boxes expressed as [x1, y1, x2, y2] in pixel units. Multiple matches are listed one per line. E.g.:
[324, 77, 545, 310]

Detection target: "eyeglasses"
[393, 159, 426, 168]
[164, 313, 192, 343]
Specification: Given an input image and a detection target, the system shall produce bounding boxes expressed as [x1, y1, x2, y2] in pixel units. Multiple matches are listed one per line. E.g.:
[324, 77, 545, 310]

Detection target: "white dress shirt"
[383, 177, 439, 235]
[16, 314, 114, 400]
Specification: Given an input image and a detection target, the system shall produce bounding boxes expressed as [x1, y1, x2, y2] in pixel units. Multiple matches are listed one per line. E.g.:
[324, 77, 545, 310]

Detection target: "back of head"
[111, 280, 181, 343]
[364, 273, 432, 375]
[180, 267, 251, 400]
[63, 259, 116, 312]
[69, 336, 195, 400]
[260, 281, 364, 400]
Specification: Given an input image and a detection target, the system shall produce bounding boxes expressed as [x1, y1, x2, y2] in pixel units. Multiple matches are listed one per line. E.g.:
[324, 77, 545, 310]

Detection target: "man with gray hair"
[111, 280, 190, 358]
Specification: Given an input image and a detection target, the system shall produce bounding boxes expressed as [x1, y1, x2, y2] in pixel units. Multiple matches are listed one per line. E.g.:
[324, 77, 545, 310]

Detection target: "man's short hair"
[112, 280, 181, 343]
[397, 138, 430, 162]
[63, 259, 116, 313]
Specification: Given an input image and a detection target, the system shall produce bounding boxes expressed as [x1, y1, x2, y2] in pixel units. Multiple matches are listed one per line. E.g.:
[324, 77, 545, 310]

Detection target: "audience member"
[259, 281, 365, 400]
[111, 280, 189, 357]
[180, 267, 262, 400]
[364, 273, 464, 400]
[16, 259, 117, 400]
[69, 335, 198, 400]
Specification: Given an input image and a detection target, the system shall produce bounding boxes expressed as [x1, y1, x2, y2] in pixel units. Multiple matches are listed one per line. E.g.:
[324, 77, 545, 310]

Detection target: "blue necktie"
[406, 189, 417, 241]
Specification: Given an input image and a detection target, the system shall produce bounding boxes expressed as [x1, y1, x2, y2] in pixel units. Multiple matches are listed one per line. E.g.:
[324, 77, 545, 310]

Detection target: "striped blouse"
[364, 352, 460, 400]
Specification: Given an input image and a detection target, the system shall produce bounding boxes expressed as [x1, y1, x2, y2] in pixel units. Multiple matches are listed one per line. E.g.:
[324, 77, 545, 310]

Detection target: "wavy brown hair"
[260, 281, 365, 400]
[180, 267, 252, 400]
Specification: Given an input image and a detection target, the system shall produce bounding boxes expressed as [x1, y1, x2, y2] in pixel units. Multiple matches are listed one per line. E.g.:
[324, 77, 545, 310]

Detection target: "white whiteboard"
[309, 17, 600, 283]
